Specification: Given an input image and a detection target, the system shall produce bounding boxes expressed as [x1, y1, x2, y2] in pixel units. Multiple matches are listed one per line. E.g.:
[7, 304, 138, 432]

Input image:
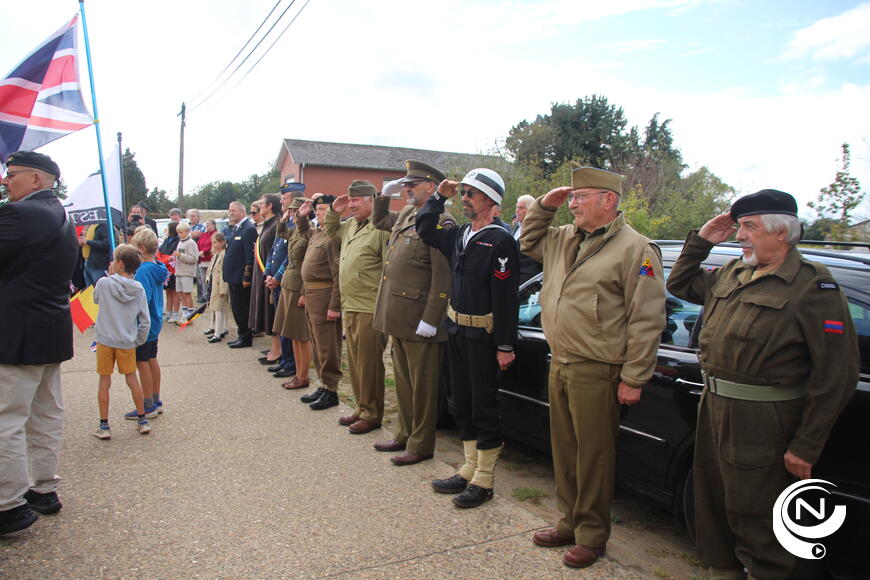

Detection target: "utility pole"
[177, 102, 186, 211]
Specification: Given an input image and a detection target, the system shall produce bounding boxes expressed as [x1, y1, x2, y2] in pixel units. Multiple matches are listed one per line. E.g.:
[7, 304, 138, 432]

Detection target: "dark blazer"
[223, 217, 257, 285]
[0, 190, 79, 364]
[512, 223, 543, 285]
[84, 223, 119, 270]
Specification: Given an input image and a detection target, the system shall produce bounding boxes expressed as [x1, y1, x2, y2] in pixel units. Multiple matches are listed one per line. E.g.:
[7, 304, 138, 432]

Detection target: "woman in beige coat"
[205, 232, 230, 343]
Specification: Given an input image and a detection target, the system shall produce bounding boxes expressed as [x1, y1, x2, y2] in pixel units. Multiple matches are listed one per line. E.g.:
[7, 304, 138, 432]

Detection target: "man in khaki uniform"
[324, 181, 390, 434]
[667, 189, 859, 580]
[520, 166, 666, 569]
[371, 160, 454, 466]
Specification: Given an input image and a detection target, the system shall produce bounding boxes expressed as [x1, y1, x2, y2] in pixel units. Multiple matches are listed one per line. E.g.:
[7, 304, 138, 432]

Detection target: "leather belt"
[447, 304, 493, 334]
[303, 281, 333, 291]
[701, 370, 805, 402]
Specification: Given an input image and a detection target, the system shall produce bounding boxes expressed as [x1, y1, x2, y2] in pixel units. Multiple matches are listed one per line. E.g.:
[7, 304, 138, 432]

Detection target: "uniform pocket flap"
[738, 293, 788, 310]
[391, 287, 421, 300]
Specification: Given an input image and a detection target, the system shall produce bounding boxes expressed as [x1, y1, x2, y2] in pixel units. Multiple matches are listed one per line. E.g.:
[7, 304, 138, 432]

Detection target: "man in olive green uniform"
[324, 181, 390, 434]
[371, 160, 454, 465]
[667, 189, 859, 580]
[520, 166, 666, 569]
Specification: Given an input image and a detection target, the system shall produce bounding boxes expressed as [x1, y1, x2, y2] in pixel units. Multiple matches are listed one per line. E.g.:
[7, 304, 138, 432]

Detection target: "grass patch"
[645, 547, 674, 559]
[681, 552, 703, 568]
[384, 377, 396, 389]
[653, 569, 673, 579]
[502, 461, 522, 472]
[512, 487, 549, 503]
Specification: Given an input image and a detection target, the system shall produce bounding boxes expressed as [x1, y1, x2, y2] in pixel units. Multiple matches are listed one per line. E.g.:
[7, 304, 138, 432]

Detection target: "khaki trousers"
[391, 337, 441, 455]
[304, 287, 342, 390]
[549, 358, 621, 548]
[0, 363, 64, 510]
[694, 390, 800, 579]
[344, 311, 387, 423]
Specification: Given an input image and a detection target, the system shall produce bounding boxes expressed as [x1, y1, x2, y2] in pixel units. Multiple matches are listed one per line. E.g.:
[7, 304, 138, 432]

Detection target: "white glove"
[415, 320, 438, 338]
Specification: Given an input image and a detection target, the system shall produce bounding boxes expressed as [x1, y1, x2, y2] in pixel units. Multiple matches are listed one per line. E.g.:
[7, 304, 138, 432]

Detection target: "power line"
[204, 0, 312, 112]
[189, 0, 300, 113]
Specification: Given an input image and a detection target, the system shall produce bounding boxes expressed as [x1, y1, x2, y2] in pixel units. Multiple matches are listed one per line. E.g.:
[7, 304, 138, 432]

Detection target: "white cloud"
[782, 2, 870, 62]
[594, 39, 666, 53]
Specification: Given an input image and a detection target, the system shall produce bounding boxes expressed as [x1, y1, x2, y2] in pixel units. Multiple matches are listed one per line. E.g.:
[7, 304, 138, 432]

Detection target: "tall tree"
[122, 148, 148, 208]
[808, 143, 865, 239]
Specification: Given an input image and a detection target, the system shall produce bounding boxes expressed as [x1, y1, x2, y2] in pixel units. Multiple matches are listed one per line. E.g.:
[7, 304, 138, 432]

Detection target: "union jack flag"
[0, 16, 93, 165]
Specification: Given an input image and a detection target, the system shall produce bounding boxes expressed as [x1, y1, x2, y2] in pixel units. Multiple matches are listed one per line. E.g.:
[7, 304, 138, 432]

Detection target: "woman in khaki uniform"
[296, 196, 343, 411]
[272, 198, 312, 389]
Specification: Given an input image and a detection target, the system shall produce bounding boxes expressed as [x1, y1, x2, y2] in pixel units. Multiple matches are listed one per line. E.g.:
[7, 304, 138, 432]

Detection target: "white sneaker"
[137, 419, 151, 434]
[93, 425, 111, 439]
[167, 312, 178, 323]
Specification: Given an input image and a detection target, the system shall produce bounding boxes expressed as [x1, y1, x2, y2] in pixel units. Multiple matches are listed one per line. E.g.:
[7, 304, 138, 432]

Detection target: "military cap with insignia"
[570, 165, 623, 195]
[400, 159, 445, 185]
[348, 180, 377, 197]
[313, 194, 335, 207]
[6, 150, 61, 179]
[289, 196, 310, 210]
[730, 189, 798, 220]
[280, 182, 306, 194]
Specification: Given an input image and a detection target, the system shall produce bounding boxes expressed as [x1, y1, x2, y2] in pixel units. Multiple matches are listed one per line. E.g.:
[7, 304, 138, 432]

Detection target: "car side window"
[847, 300, 870, 373]
[662, 267, 702, 348]
[518, 277, 543, 328]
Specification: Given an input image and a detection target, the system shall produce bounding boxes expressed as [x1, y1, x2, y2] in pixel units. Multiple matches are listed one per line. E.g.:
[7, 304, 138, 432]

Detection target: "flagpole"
[78, 0, 116, 254]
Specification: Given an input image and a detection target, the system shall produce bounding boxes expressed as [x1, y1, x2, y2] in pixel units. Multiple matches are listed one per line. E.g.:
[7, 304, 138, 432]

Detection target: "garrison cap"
[313, 194, 335, 207]
[400, 159, 445, 185]
[570, 166, 623, 195]
[280, 182, 305, 194]
[289, 196, 309, 210]
[348, 180, 377, 197]
[6, 150, 60, 179]
[730, 189, 798, 221]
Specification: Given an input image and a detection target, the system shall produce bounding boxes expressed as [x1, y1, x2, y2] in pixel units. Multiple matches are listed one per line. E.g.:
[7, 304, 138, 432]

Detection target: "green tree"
[122, 148, 148, 209]
[807, 143, 865, 240]
[143, 186, 172, 214]
[651, 166, 735, 239]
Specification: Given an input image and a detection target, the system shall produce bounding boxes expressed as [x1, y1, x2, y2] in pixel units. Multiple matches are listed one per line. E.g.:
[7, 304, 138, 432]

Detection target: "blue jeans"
[83, 266, 106, 288]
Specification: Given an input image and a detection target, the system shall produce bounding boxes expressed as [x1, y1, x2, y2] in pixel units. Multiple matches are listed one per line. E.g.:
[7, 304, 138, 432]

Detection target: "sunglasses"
[250, 211, 259, 215]
[402, 180, 425, 189]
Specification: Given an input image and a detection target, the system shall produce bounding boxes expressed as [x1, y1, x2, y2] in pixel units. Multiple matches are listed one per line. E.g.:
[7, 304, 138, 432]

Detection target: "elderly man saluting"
[520, 166, 666, 569]
[0, 152, 78, 535]
[667, 190, 859, 580]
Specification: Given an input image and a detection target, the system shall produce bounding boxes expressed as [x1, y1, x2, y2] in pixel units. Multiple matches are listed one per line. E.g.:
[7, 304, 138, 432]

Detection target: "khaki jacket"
[667, 231, 859, 463]
[298, 215, 341, 312]
[281, 224, 308, 294]
[206, 250, 228, 298]
[323, 207, 389, 314]
[521, 198, 666, 387]
[371, 196, 453, 342]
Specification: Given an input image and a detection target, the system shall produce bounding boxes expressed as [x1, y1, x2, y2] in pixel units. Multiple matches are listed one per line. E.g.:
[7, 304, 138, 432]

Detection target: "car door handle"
[675, 378, 704, 396]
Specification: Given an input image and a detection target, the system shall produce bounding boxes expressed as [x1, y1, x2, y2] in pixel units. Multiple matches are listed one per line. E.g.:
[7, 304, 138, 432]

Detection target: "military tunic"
[372, 195, 453, 455]
[521, 198, 666, 549]
[667, 231, 859, 579]
[273, 220, 310, 340]
[416, 192, 520, 450]
[298, 215, 342, 390]
[323, 207, 390, 422]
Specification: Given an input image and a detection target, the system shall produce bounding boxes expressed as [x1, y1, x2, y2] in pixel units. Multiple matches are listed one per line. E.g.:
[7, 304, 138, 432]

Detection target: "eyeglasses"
[568, 191, 607, 203]
[250, 211, 259, 215]
[460, 187, 479, 198]
[402, 180, 425, 189]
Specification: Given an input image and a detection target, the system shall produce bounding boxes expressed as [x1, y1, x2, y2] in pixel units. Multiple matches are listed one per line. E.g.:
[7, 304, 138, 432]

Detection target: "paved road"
[0, 323, 645, 579]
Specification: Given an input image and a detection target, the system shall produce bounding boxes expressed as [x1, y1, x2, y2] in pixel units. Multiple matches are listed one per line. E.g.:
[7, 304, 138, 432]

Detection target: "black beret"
[6, 150, 60, 179]
[312, 195, 335, 207]
[730, 189, 797, 221]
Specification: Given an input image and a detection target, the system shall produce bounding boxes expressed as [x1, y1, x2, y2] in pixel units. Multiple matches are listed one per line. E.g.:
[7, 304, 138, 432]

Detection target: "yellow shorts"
[96, 344, 137, 375]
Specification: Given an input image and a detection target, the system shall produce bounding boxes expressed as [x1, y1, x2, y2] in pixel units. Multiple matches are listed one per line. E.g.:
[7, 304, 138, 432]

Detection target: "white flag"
[63, 144, 124, 228]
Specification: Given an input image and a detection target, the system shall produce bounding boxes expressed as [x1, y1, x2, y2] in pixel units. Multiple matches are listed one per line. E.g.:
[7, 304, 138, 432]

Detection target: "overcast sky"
[3, 0, 869, 220]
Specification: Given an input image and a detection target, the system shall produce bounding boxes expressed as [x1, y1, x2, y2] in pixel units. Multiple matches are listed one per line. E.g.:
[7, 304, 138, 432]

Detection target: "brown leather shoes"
[282, 377, 310, 390]
[563, 544, 605, 568]
[373, 440, 405, 452]
[348, 419, 381, 434]
[338, 415, 358, 426]
[390, 451, 433, 466]
[532, 528, 574, 548]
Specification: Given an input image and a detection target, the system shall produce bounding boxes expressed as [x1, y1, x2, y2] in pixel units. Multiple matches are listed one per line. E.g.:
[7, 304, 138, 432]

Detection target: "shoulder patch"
[639, 257, 656, 278]
[494, 256, 511, 280]
[817, 281, 839, 291]
[824, 320, 845, 334]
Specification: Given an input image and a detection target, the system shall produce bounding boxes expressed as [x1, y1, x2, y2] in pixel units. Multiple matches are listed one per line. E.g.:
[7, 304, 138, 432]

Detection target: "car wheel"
[682, 466, 696, 544]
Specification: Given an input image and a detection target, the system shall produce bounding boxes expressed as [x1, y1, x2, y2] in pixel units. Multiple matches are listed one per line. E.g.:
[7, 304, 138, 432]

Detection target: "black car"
[495, 242, 870, 576]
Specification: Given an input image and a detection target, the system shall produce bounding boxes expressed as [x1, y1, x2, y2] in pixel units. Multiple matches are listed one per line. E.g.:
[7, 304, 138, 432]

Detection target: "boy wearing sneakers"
[92, 244, 152, 439]
[174, 223, 199, 322]
[125, 228, 168, 420]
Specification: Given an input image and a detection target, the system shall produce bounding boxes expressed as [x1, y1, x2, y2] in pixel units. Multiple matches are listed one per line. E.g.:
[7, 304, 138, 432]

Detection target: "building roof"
[277, 138, 499, 174]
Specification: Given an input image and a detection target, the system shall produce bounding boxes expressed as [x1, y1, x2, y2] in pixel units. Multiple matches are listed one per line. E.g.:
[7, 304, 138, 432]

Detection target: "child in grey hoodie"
[92, 244, 151, 439]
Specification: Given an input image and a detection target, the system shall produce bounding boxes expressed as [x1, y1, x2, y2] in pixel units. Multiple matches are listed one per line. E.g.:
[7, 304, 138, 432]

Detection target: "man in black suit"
[0, 151, 78, 535]
[223, 200, 257, 348]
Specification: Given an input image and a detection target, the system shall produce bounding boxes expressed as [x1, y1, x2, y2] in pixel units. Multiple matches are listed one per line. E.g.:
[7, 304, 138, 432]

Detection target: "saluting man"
[371, 160, 454, 466]
[323, 181, 390, 434]
[520, 166, 666, 569]
[417, 167, 520, 509]
[667, 189, 859, 580]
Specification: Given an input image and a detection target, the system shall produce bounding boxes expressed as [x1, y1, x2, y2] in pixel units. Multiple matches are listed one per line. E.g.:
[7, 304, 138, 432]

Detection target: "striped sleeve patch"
[824, 320, 844, 334]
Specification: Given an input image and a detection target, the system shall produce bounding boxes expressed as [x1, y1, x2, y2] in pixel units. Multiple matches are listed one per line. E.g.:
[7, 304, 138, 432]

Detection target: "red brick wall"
[301, 166, 408, 212]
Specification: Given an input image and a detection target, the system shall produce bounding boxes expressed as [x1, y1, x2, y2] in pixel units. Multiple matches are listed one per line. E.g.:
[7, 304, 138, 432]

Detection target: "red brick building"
[274, 139, 498, 210]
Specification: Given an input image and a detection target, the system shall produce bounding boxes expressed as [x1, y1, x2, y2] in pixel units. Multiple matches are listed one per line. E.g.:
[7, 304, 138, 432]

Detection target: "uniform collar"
[576, 212, 624, 241]
[734, 245, 802, 284]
